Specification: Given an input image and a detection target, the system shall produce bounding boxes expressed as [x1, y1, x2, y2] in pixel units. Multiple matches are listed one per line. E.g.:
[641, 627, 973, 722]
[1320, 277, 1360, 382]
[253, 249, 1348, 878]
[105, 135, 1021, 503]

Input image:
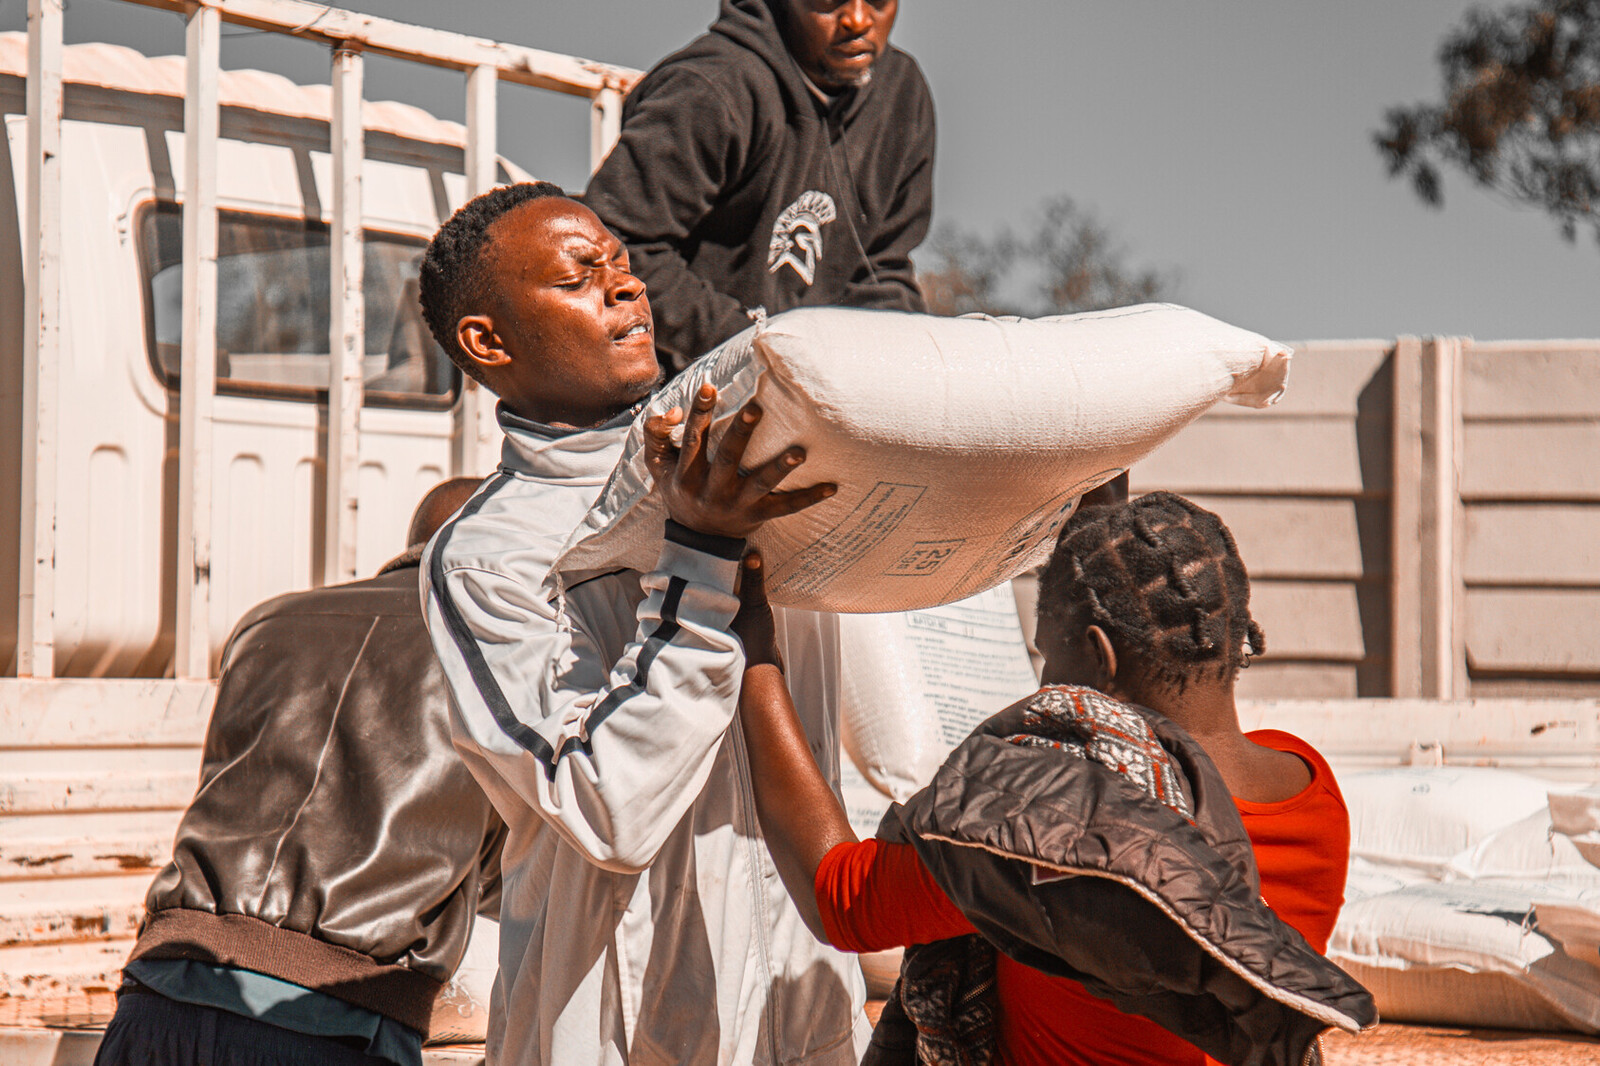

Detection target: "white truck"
[3, 2, 1599, 1063]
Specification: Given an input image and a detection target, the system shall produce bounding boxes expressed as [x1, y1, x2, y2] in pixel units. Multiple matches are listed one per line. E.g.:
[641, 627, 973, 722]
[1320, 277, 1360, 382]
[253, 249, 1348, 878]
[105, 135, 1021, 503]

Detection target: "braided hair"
[418, 180, 569, 385]
[1038, 492, 1265, 692]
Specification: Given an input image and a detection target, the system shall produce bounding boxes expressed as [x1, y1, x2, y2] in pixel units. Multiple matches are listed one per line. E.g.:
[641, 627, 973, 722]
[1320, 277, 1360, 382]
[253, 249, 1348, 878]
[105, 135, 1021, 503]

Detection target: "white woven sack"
[1535, 896, 1600, 968]
[1329, 880, 1600, 1033]
[548, 304, 1290, 613]
[1341, 767, 1556, 876]
[839, 583, 1039, 802]
[1445, 807, 1600, 883]
[839, 746, 895, 838]
[1550, 785, 1600, 869]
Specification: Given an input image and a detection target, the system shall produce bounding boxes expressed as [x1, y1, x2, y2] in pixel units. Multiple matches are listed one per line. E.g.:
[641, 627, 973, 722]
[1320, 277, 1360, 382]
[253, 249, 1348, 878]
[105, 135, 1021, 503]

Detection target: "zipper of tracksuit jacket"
[727, 716, 781, 1062]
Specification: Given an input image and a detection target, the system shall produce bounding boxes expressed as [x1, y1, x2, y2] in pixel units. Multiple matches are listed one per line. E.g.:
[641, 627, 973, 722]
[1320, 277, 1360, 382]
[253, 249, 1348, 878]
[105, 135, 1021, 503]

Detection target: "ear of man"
[456, 314, 511, 379]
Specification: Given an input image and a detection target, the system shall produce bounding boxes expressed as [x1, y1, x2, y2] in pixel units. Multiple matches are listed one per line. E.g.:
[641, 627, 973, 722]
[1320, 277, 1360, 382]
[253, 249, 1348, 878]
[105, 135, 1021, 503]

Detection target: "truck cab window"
[138, 201, 457, 407]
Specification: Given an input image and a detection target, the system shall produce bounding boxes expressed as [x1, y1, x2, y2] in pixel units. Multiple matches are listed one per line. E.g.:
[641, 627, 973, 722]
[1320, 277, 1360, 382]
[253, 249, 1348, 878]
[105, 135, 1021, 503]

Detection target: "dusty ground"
[6, 993, 1600, 1063]
[1322, 1023, 1600, 1065]
[861, 999, 1600, 1063]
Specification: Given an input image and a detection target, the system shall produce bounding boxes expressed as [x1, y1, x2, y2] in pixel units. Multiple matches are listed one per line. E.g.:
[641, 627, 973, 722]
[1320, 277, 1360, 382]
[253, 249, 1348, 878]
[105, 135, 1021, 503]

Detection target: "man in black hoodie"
[584, 0, 935, 372]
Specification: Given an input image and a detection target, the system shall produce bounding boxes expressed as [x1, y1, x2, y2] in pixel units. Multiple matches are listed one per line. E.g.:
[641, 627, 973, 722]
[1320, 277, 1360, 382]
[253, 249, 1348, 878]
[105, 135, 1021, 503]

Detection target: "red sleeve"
[1238, 731, 1350, 953]
[814, 839, 978, 953]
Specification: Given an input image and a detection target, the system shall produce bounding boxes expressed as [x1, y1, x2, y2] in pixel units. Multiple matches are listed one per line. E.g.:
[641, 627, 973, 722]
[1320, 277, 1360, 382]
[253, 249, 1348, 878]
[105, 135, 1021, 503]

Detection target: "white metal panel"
[175, 4, 219, 679]
[18, 0, 63, 679]
[6, 118, 170, 679]
[0, 679, 214, 746]
[51, 121, 165, 677]
[456, 63, 500, 478]
[0, 938, 136, 998]
[325, 46, 365, 587]
[8, 116, 461, 673]
[0, 809, 180, 878]
[306, 148, 443, 233]
[464, 64, 496, 197]
[163, 127, 456, 649]
[1239, 698, 1600, 780]
[441, 170, 468, 210]
[207, 400, 319, 653]
[355, 404, 453, 573]
[1419, 338, 1466, 698]
[205, 399, 455, 656]
[0, 747, 200, 813]
[0, 874, 153, 942]
[589, 84, 623, 173]
[0, 31, 481, 148]
[116, 0, 641, 98]
[162, 130, 302, 216]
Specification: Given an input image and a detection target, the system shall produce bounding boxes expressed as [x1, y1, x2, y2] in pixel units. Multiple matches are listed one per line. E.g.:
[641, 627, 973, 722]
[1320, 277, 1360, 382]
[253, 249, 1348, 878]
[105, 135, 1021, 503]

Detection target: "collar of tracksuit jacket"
[496, 401, 638, 482]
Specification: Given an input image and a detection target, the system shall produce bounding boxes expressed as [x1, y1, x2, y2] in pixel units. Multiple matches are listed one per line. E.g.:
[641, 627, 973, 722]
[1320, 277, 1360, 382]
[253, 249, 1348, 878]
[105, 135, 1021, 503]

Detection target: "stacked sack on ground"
[1330, 768, 1600, 1033]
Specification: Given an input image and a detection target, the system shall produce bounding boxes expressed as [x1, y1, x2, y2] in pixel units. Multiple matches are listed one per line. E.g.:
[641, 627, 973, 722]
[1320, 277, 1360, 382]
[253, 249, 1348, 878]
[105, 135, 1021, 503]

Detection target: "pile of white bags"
[1329, 768, 1600, 1033]
[1342, 767, 1562, 877]
[549, 304, 1290, 613]
[839, 584, 1040, 801]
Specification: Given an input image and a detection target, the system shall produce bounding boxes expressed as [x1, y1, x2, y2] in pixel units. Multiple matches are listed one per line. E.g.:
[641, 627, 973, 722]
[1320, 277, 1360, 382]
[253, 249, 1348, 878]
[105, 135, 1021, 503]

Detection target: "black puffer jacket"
[868, 685, 1376, 1066]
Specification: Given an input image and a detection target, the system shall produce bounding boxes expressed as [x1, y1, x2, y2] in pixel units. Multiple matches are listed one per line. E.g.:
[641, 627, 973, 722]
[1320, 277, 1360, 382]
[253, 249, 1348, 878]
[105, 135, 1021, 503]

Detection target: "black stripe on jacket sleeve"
[430, 477, 701, 780]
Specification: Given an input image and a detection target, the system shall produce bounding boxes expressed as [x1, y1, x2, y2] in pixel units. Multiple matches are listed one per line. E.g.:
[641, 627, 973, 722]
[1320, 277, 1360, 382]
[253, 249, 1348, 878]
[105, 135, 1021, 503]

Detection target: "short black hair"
[1038, 491, 1265, 691]
[418, 181, 569, 386]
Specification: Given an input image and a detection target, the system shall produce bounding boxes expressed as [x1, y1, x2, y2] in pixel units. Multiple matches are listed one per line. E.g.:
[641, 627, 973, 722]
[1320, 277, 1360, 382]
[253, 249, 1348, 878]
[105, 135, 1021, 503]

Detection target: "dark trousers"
[94, 990, 395, 1066]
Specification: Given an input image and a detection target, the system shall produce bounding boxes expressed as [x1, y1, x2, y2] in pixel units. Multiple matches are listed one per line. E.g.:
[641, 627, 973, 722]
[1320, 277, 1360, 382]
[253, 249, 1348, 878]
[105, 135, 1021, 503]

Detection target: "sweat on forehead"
[482, 196, 606, 266]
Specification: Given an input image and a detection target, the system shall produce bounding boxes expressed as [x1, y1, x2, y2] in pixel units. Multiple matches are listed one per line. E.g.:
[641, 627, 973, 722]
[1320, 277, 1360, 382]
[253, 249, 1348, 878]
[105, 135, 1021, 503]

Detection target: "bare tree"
[1376, 0, 1600, 244]
[918, 196, 1174, 318]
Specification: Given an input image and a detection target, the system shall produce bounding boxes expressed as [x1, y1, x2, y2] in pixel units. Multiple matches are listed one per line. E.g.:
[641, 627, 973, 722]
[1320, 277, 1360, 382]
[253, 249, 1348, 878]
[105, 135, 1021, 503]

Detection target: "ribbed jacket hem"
[128, 909, 442, 1035]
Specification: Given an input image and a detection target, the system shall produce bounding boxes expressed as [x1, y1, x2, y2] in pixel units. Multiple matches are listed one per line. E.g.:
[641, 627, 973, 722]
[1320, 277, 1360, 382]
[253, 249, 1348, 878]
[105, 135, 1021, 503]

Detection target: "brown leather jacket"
[129, 560, 504, 1035]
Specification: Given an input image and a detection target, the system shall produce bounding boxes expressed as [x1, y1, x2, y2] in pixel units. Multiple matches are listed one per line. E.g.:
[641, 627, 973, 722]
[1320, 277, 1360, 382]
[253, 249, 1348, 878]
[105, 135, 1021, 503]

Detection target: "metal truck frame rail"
[17, 0, 641, 680]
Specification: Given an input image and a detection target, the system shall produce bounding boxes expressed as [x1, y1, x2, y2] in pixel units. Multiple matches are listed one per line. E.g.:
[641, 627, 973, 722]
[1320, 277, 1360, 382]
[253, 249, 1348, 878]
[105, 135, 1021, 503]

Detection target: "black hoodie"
[584, 0, 935, 371]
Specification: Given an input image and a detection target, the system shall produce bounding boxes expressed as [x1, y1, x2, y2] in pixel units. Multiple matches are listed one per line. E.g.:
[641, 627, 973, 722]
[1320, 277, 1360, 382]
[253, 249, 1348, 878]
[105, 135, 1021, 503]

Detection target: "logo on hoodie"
[767, 191, 837, 286]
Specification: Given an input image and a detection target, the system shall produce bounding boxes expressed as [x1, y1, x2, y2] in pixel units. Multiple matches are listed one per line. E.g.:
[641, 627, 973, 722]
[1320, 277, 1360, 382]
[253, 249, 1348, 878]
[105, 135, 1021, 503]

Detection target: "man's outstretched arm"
[732, 551, 976, 950]
[732, 552, 857, 940]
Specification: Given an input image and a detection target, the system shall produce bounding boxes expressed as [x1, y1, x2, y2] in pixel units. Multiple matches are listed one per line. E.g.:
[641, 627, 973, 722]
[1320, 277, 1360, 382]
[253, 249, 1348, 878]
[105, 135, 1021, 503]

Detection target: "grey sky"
[5, 0, 1596, 340]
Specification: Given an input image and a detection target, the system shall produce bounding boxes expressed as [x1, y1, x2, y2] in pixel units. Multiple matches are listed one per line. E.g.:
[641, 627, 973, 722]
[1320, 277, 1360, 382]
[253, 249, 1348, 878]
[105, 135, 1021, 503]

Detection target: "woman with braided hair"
[733, 491, 1358, 1066]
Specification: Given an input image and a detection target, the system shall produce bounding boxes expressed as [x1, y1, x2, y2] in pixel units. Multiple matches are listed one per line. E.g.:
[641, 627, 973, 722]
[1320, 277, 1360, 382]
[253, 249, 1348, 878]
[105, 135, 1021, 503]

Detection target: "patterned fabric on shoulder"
[1007, 685, 1194, 822]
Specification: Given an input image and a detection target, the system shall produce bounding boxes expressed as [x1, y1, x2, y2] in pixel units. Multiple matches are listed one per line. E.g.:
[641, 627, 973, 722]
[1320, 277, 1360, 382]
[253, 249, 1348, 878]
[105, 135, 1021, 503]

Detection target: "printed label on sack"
[950, 474, 1118, 597]
[904, 591, 1039, 748]
[885, 540, 968, 576]
[771, 482, 925, 595]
